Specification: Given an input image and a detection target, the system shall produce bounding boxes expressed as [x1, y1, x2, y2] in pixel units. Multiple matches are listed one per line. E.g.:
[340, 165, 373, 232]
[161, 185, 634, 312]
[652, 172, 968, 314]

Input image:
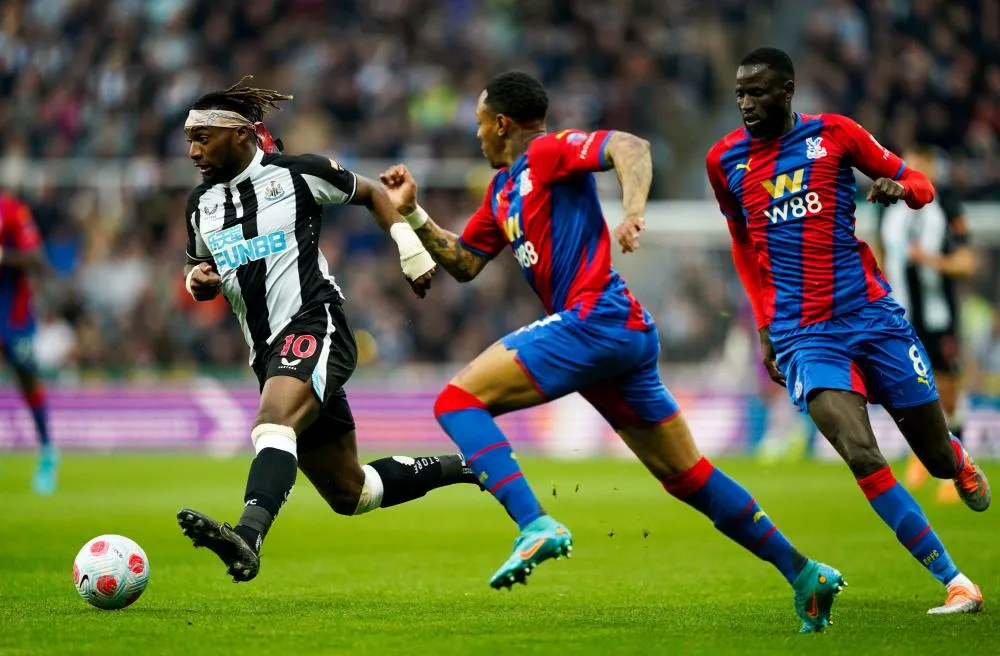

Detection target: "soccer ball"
[72, 535, 150, 610]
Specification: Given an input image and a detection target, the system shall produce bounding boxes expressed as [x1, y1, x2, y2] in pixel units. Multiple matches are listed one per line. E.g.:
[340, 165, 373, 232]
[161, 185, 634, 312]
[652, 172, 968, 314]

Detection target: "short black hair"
[483, 71, 549, 123]
[190, 75, 292, 123]
[740, 47, 795, 82]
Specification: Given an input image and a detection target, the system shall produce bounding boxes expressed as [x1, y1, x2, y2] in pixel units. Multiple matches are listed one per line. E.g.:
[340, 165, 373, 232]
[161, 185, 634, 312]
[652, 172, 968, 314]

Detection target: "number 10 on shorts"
[281, 334, 317, 359]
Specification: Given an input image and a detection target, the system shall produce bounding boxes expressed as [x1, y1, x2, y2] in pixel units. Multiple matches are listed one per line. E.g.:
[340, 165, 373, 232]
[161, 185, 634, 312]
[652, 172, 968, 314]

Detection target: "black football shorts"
[251, 302, 358, 435]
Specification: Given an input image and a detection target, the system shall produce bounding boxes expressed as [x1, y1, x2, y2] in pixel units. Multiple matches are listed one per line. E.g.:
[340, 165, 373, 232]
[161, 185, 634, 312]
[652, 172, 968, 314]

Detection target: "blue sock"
[26, 387, 51, 447]
[434, 385, 543, 529]
[859, 467, 959, 585]
[664, 458, 806, 584]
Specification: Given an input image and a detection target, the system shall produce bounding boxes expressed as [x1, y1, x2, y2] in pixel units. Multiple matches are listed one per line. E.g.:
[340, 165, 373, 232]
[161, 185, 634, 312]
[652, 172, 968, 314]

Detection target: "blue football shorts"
[771, 296, 939, 412]
[500, 309, 680, 430]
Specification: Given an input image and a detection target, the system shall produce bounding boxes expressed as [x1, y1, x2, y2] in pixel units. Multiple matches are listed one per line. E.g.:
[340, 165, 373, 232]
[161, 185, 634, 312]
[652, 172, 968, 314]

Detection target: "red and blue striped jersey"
[0, 194, 41, 334]
[707, 113, 917, 332]
[459, 130, 651, 330]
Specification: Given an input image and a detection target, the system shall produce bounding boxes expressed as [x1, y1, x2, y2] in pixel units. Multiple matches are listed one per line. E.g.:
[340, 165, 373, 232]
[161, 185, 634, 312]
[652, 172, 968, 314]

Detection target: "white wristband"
[389, 222, 435, 280]
[404, 205, 430, 230]
[185, 266, 198, 298]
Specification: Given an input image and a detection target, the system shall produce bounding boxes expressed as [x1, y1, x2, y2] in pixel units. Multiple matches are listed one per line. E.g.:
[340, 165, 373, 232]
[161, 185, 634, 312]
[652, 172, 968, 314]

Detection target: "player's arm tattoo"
[414, 220, 489, 283]
[604, 132, 653, 219]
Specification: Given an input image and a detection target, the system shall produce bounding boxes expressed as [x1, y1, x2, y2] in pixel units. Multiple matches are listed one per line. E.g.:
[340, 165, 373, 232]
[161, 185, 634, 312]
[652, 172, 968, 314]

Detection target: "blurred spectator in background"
[800, 0, 1000, 199]
[0, 0, 761, 374]
[0, 0, 996, 392]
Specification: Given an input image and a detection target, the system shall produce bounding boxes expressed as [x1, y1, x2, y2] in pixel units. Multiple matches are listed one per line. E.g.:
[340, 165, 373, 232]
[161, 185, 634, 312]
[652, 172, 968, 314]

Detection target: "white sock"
[946, 573, 974, 590]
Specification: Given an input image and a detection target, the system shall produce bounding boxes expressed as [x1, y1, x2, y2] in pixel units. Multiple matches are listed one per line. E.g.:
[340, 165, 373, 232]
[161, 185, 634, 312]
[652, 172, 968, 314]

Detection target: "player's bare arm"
[348, 174, 405, 232]
[413, 219, 489, 283]
[909, 244, 976, 278]
[350, 173, 435, 298]
[603, 131, 652, 253]
[379, 164, 490, 283]
[908, 216, 976, 278]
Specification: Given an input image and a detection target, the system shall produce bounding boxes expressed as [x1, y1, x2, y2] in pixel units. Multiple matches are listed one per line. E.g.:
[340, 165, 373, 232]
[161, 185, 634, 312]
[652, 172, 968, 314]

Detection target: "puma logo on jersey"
[736, 159, 752, 171]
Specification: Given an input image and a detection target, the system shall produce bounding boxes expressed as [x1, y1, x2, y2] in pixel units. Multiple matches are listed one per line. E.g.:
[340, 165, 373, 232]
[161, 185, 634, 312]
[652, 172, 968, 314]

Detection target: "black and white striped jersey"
[878, 192, 967, 335]
[185, 149, 357, 362]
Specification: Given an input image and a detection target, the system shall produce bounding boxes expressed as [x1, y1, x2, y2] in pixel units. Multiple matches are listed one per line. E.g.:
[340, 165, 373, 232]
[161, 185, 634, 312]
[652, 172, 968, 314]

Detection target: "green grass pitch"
[0, 454, 996, 655]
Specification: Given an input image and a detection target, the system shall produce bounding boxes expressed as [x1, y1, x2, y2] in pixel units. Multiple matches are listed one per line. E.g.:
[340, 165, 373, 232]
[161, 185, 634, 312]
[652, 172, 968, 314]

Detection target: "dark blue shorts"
[0, 329, 38, 374]
[772, 296, 939, 412]
[500, 310, 680, 430]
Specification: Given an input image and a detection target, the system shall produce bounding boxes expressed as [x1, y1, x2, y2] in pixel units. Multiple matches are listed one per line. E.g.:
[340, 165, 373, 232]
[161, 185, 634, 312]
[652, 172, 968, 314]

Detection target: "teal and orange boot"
[793, 560, 846, 633]
[489, 515, 572, 590]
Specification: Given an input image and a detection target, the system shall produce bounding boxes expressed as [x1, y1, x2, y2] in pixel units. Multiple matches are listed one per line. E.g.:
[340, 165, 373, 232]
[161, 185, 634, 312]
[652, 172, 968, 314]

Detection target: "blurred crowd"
[798, 0, 1000, 199]
[1, 0, 998, 395]
[0, 0, 760, 189]
[0, 0, 758, 376]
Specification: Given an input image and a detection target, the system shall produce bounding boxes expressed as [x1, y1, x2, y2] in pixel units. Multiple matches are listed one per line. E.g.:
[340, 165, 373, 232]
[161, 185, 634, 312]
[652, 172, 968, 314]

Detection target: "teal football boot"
[793, 560, 846, 632]
[32, 444, 59, 495]
[489, 515, 573, 590]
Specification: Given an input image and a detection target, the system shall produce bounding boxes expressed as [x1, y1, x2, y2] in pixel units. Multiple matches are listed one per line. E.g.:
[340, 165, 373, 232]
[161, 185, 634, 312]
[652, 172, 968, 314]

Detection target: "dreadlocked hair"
[190, 75, 293, 122]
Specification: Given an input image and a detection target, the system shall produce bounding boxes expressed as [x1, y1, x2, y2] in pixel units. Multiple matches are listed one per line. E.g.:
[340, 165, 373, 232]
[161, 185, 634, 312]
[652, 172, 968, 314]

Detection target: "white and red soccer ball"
[72, 535, 149, 610]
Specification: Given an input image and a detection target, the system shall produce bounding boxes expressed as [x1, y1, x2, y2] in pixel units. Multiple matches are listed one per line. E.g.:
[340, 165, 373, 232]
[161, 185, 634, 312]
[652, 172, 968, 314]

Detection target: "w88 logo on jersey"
[765, 192, 824, 223]
[761, 169, 824, 223]
[502, 212, 539, 269]
[513, 241, 539, 268]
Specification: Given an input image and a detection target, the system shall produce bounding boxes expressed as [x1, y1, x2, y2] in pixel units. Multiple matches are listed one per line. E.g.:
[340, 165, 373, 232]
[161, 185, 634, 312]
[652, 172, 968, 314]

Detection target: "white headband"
[184, 109, 253, 131]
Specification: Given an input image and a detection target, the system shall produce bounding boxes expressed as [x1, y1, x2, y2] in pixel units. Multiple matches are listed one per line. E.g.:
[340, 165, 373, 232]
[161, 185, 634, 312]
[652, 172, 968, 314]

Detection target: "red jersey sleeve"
[705, 146, 746, 224]
[835, 115, 906, 181]
[2, 199, 42, 251]
[706, 144, 768, 329]
[529, 130, 615, 183]
[833, 115, 934, 209]
[458, 178, 507, 259]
